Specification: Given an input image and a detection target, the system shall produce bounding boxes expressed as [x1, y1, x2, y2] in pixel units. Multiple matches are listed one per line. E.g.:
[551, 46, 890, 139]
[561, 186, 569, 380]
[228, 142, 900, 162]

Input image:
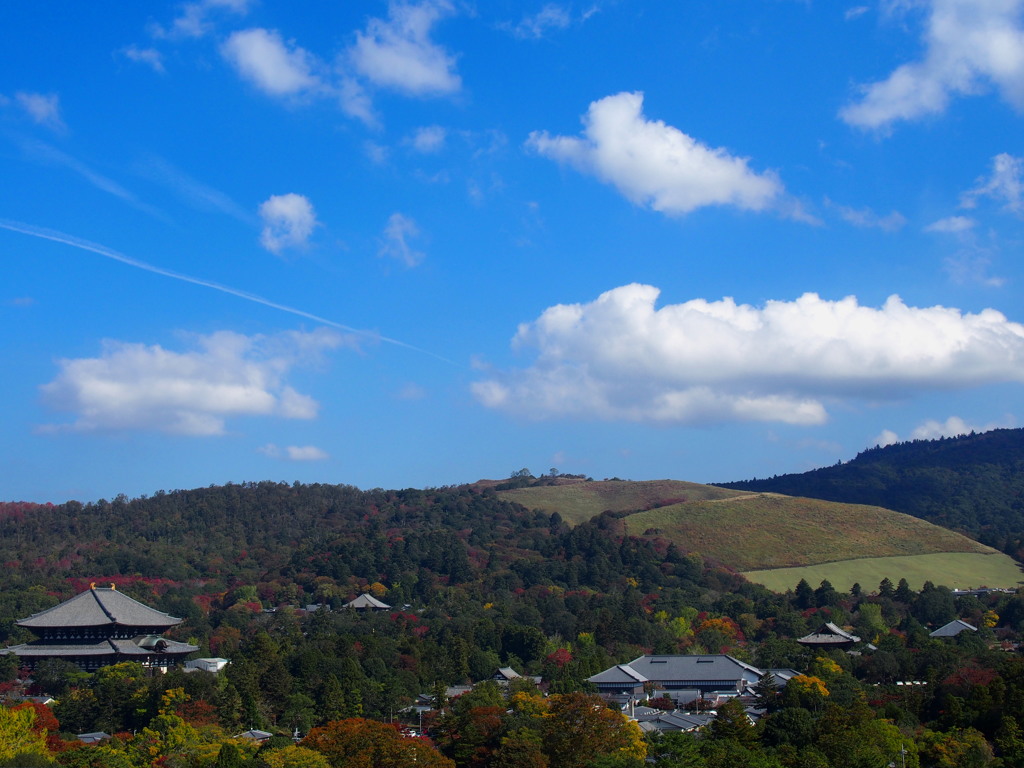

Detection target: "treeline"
[721, 428, 1024, 550]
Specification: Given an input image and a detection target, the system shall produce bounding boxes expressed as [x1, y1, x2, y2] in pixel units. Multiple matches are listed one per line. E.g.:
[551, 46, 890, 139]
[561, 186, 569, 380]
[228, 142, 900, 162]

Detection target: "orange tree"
[302, 717, 454, 768]
[540, 693, 646, 768]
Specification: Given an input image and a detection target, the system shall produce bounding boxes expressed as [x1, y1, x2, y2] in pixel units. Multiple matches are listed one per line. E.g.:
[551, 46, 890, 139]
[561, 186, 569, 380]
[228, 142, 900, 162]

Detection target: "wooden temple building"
[1, 584, 198, 672]
[796, 622, 863, 650]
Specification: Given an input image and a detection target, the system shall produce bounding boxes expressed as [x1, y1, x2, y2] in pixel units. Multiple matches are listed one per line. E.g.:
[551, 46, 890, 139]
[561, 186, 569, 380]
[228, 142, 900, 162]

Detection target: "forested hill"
[0, 481, 718, 633]
[721, 428, 1024, 551]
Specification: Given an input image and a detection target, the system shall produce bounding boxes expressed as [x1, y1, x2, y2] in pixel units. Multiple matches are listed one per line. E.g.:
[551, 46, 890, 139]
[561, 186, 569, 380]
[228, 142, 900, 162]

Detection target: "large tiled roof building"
[2, 584, 198, 671]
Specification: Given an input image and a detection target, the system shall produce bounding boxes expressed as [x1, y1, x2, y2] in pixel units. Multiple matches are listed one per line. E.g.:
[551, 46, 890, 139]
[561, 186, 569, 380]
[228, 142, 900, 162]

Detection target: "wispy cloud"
[826, 198, 907, 231]
[121, 45, 166, 74]
[15, 138, 164, 219]
[527, 92, 804, 219]
[474, 284, 1024, 426]
[151, 0, 253, 40]
[0, 219, 454, 364]
[961, 153, 1024, 214]
[925, 215, 976, 233]
[15, 92, 65, 132]
[136, 155, 254, 223]
[407, 125, 447, 153]
[379, 212, 425, 267]
[260, 443, 330, 461]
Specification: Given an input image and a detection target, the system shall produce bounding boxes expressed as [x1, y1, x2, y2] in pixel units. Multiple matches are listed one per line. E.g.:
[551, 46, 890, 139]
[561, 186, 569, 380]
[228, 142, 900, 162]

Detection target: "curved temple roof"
[17, 586, 183, 630]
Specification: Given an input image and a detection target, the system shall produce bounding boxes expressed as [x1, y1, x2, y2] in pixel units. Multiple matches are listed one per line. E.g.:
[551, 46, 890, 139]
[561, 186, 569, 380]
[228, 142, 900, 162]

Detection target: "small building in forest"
[342, 593, 391, 611]
[1, 584, 198, 672]
[796, 622, 862, 650]
[929, 619, 978, 638]
[589, 654, 767, 703]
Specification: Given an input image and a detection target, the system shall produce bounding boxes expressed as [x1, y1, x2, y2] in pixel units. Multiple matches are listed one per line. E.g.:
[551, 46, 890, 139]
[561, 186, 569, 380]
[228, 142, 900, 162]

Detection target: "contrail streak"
[1, 218, 456, 365]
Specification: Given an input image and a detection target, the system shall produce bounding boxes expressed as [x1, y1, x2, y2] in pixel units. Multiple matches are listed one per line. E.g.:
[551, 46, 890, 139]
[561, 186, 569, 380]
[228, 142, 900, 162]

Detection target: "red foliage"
[546, 648, 573, 668]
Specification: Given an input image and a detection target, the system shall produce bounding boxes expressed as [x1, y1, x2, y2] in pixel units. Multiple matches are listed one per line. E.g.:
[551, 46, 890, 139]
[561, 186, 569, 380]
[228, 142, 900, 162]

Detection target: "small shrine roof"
[797, 622, 861, 645]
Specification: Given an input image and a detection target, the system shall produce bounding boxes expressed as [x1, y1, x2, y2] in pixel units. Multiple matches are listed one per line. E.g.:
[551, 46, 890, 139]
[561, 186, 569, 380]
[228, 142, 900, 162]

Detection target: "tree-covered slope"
[720, 428, 1024, 549]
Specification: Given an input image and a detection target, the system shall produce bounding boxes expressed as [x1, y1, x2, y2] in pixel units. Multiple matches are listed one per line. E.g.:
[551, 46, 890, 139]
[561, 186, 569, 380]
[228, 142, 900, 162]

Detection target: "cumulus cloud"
[221, 28, 322, 98]
[15, 92, 65, 131]
[527, 92, 793, 217]
[40, 329, 346, 436]
[473, 283, 1024, 426]
[259, 193, 318, 253]
[961, 153, 1024, 213]
[350, 0, 461, 96]
[840, 0, 1024, 129]
[378, 212, 425, 267]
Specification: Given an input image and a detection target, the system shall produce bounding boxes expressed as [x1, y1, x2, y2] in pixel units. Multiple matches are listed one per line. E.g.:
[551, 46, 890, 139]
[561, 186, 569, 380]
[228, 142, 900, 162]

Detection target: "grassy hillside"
[495, 478, 1021, 587]
[624, 493, 994, 571]
[743, 552, 1024, 592]
[497, 479, 752, 526]
[721, 427, 1024, 547]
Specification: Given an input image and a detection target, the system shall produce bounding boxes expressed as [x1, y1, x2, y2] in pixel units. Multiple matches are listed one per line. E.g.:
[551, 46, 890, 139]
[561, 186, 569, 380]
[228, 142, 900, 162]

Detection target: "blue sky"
[2, 1, 1023, 503]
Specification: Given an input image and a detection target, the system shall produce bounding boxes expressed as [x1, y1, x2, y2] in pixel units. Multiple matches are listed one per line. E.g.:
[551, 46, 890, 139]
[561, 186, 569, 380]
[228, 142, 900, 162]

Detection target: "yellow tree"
[0, 705, 50, 763]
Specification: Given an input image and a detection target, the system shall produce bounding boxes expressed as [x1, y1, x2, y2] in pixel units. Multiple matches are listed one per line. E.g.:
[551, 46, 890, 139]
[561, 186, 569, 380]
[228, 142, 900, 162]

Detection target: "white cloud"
[925, 215, 976, 232]
[846, 6, 871, 20]
[879, 414, 1016, 444]
[379, 212, 425, 267]
[827, 199, 907, 231]
[961, 153, 1024, 213]
[527, 92, 792, 217]
[221, 28, 322, 98]
[473, 283, 1024, 426]
[408, 125, 447, 153]
[220, 28, 378, 124]
[350, 0, 461, 96]
[874, 428, 900, 447]
[41, 329, 345, 435]
[15, 92, 65, 131]
[153, 0, 253, 39]
[513, 4, 572, 38]
[287, 445, 329, 461]
[16, 138, 164, 219]
[139, 155, 254, 223]
[840, 0, 1024, 129]
[259, 193, 318, 253]
[122, 45, 165, 73]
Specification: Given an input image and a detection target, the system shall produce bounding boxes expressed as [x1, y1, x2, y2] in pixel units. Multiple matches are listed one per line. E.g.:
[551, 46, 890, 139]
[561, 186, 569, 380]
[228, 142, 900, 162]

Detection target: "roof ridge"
[90, 588, 118, 624]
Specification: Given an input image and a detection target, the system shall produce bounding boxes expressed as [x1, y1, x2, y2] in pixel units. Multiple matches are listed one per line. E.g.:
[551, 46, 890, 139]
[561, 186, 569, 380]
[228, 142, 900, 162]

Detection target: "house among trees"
[796, 621, 862, 650]
[929, 619, 978, 638]
[0, 584, 198, 672]
[342, 593, 391, 611]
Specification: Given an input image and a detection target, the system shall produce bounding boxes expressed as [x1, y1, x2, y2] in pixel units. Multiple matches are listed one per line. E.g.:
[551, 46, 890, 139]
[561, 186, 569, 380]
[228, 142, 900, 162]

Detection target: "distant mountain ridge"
[720, 428, 1024, 549]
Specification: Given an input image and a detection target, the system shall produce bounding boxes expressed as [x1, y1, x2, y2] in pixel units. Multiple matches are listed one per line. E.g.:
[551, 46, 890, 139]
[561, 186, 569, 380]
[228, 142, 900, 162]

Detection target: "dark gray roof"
[18, 587, 183, 630]
[797, 622, 861, 645]
[626, 655, 764, 686]
[589, 664, 649, 686]
[929, 619, 978, 637]
[2, 637, 198, 657]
